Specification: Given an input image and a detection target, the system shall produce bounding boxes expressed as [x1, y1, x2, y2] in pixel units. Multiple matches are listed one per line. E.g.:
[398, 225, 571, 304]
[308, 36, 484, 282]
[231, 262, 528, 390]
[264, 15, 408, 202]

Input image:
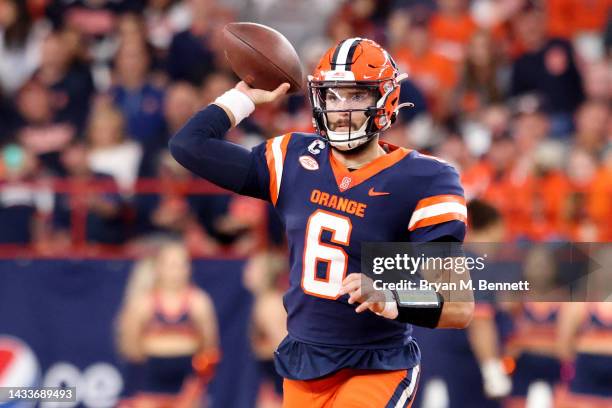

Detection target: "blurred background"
[0, 0, 610, 407]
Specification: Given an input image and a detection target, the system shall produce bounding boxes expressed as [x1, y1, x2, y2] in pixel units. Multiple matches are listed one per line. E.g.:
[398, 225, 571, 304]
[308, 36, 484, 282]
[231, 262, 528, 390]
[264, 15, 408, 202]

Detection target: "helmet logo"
[339, 176, 352, 191]
[323, 70, 356, 81]
[299, 155, 319, 171]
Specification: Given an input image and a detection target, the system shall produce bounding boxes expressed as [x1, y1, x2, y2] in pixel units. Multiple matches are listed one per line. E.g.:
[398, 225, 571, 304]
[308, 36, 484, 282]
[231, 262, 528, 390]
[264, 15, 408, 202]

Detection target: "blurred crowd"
[0, 0, 610, 252]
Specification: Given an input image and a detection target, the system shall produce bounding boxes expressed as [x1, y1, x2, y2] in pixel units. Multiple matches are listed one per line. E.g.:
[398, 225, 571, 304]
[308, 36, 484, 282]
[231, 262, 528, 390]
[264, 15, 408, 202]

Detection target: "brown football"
[222, 22, 304, 94]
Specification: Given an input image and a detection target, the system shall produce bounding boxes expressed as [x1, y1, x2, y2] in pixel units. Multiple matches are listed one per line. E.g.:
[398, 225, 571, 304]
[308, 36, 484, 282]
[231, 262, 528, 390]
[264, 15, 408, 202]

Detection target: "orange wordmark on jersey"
[310, 189, 367, 218]
[265, 133, 292, 205]
[408, 194, 467, 231]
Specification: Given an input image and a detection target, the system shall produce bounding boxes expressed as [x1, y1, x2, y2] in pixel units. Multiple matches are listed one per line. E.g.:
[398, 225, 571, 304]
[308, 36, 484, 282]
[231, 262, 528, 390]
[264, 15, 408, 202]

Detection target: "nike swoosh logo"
[368, 188, 390, 196]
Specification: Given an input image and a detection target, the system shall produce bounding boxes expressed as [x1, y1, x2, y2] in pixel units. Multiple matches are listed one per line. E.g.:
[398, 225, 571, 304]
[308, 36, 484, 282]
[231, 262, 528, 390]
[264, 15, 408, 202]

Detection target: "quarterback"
[170, 38, 474, 407]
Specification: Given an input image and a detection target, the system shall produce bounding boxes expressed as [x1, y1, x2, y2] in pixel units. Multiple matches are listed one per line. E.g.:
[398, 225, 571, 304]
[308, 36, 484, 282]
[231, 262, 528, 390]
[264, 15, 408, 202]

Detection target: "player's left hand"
[339, 273, 398, 319]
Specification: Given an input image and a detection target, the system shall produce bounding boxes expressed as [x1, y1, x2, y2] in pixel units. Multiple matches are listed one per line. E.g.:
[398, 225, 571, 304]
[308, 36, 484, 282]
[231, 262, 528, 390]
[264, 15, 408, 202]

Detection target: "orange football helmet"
[308, 38, 411, 151]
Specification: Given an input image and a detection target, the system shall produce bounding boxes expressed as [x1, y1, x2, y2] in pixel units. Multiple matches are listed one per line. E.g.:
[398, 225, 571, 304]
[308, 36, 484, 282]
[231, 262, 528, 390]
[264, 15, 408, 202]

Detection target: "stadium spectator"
[0, 90, 17, 142]
[572, 100, 609, 158]
[562, 148, 601, 241]
[456, 104, 511, 171]
[0, 143, 52, 244]
[164, 82, 199, 137]
[328, 0, 385, 44]
[86, 103, 142, 190]
[131, 80, 199, 177]
[15, 78, 75, 174]
[547, 0, 611, 41]
[116, 12, 148, 45]
[51, 141, 125, 245]
[583, 60, 612, 103]
[117, 240, 219, 407]
[394, 14, 458, 119]
[111, 39, 166, 155]
[0, 0, 50, 95]
[510, 94, 551, 156]
[166, 0, 217, 85]
[144, 0, 191, 53]
[35, 30, 95, 134]
[131, 150, 223, 256]
[386, 6, 411, 54]
[428, 0, 478, 62]
[452, 29, 508, 116]
[45, 0, 145, 36]
[510, 3, 584, 136]
[590, 148, 612, 241]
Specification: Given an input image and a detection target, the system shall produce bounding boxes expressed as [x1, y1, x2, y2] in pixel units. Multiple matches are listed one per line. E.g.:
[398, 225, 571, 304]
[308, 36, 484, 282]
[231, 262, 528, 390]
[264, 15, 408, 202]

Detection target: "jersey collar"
[328, 142, 411, 192]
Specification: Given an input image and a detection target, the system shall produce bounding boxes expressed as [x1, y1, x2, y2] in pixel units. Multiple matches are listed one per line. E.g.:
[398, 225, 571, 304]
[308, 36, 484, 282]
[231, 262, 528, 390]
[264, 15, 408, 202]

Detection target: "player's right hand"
[339, 273, 399, 320]
[235, 81, 290, 105]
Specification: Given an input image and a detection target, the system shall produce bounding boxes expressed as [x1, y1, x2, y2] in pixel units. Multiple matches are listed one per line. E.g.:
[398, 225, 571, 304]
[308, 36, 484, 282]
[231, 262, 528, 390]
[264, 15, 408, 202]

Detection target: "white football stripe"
[395, 364, 420, 408]
[271, 136, 285, 196]
[335, 38, 359, 71]
[409, 202, 467, 229]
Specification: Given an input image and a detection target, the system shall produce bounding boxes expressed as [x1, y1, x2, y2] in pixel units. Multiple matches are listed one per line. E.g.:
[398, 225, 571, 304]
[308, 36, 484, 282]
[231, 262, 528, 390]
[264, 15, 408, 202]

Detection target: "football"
[222, 22, 304, 94]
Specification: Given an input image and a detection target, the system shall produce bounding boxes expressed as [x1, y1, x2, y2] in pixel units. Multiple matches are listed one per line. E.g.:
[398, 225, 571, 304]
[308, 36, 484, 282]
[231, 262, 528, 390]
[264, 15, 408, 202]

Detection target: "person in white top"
[87, 103, 143, 191]
[0, 0, 50, 95]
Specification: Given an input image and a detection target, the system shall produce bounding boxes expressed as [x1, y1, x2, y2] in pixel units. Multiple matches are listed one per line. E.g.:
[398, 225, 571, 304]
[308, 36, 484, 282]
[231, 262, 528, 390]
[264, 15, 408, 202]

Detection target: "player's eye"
[351, 93, 368, 102]
[325, 93, 339, 102]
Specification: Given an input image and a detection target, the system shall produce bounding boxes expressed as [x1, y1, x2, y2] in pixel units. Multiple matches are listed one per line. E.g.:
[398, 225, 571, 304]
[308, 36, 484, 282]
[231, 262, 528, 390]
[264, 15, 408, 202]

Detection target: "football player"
[170, 38, 474, 407]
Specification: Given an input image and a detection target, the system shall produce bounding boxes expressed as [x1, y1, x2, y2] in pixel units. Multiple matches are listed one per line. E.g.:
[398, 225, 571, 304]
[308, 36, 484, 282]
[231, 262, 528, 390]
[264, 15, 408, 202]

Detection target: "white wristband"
[214, 88, 255, 125]
[375, 290, 399, 319]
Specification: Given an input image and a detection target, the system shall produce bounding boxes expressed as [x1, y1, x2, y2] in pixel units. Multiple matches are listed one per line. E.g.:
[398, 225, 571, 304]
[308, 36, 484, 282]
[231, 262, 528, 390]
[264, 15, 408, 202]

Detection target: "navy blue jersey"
[169, 105, 468, 380]
[249, 133, 466, 346]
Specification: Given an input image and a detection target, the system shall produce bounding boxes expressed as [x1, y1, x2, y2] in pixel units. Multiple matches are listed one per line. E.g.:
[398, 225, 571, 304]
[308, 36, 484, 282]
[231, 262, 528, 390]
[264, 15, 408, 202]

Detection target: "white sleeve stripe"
[409, 202, 467, 229]
[271, 136, 285, 196]
[395, 364, 420, 408]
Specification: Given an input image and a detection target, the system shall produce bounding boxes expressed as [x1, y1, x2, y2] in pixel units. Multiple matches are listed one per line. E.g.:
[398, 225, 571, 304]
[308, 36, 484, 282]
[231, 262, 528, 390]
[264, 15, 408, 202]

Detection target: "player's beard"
[330, 132, 379, 156]
[326, 111, 378, 154]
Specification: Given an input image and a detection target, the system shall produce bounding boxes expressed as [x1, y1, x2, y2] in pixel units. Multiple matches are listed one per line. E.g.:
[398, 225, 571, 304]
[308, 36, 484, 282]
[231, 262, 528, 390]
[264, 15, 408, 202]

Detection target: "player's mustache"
[332, 120, 358, 130]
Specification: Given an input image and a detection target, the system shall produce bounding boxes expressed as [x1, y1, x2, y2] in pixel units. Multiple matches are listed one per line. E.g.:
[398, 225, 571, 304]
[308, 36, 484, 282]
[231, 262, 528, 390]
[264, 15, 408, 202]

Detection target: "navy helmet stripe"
[330, 42, 343, 70]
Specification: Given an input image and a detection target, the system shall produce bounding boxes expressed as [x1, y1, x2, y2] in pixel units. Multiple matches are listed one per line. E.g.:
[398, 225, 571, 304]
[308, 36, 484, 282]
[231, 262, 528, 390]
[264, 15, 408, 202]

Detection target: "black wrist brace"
[393, 290, 444, 328]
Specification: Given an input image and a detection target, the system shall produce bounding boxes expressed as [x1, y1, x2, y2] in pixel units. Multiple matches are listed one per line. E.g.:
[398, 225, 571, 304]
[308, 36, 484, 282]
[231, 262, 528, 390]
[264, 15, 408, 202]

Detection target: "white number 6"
[302, 209, 352, 299]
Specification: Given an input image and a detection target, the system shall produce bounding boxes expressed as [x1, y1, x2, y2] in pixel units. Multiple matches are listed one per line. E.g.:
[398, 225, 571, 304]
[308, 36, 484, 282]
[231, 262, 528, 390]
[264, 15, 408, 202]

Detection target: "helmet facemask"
[308, 80, 398, 151]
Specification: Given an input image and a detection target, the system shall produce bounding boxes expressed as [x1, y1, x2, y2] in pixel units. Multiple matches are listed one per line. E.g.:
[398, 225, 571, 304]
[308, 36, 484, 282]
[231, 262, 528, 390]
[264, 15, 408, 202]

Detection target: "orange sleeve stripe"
[280, 132, 291, 160]
[414, 194, 465, 211]
[265, 138, 278, 205]
[408, 212, 467, 231]
[265, 133, 292, 206]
